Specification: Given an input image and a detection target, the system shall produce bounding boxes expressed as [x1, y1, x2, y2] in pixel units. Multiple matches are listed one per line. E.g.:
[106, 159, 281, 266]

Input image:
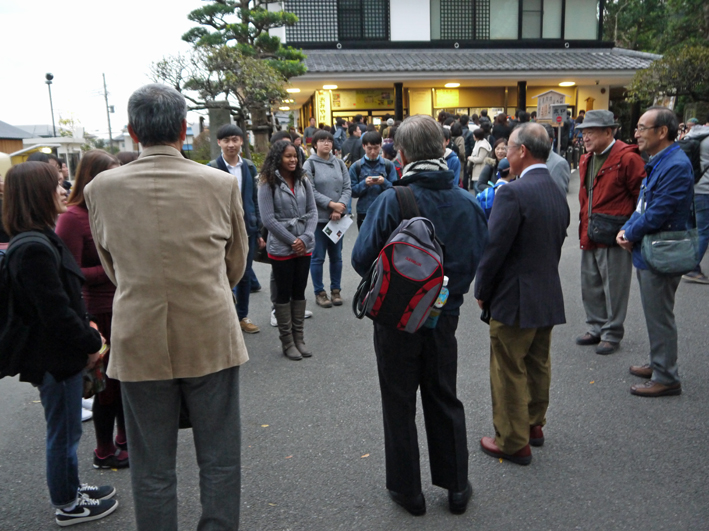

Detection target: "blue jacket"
[476, 179, 509, 220]
[349, 156, 398, 214]
[622, 144, 694, 269]
[444, 149, 461, 186]
[333, 126, 347, 151]
[352, 169, 488, 315]
[208, 155, 260, 236]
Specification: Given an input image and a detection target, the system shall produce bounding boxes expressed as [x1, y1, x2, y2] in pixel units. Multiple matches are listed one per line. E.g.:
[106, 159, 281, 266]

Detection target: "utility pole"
[45, 73, 56, 137]
[103, 73, 113, 152]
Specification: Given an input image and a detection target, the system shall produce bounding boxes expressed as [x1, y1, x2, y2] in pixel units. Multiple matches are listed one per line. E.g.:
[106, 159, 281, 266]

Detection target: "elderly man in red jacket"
[576, 110, 646, 354]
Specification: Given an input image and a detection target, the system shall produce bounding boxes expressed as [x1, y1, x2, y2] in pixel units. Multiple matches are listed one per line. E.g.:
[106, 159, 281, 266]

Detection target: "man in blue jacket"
[209, 124, 264, 334]
[617, 107, 694, 397]
[349, 131, 398, 229]
[352, 115, 488, 517]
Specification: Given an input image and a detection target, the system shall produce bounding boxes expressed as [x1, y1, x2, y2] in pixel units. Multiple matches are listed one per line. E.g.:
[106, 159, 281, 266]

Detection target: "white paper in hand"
[322, 216, 354, 243]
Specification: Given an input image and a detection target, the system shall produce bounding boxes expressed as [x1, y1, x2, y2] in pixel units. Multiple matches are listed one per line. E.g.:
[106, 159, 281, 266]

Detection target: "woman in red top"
[55, 150, 128, 469]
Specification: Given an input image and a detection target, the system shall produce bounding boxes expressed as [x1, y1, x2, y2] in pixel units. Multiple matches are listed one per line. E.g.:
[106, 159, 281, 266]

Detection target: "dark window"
[438, 0, 490, 40]
[521, 0, 543, 39]
[285, 0, 339, 42]
[337, 0, 390, 41]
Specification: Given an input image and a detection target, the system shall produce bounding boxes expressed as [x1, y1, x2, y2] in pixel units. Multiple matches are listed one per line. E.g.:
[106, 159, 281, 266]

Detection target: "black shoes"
[448, 481, 473, 515]
[595, 341, 619, 355]
[388, 490, 426, 516]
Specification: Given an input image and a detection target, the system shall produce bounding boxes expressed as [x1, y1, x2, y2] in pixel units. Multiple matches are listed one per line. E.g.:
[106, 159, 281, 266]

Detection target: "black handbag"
[586, 182, 629, 246]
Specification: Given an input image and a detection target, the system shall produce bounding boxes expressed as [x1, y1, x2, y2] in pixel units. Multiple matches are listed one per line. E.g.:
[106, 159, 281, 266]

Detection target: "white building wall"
[268, 1, 287, 41]
[390, 0, 431, 41]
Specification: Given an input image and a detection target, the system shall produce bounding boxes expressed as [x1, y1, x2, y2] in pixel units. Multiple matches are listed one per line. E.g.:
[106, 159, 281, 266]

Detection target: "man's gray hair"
[513, 123, 551, 161]
[394, 115, 445, 162]
[128, 84, 187, 146]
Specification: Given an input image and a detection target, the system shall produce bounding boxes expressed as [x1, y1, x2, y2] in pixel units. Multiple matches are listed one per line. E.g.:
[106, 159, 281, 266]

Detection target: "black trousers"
[271, 256, 311, 304]
[373, 315, 468, 496]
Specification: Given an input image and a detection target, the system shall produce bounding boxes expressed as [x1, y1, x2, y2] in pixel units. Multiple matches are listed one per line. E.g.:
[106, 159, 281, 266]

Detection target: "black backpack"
[0, 232, 60, 379]
[678, 131, 709, 184]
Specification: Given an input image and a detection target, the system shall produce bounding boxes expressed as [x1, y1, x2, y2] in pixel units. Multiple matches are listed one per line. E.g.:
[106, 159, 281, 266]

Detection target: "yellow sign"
[331, 89, 394, 110]
[315, 90, 331, 126]
[435, 89, 459, 108]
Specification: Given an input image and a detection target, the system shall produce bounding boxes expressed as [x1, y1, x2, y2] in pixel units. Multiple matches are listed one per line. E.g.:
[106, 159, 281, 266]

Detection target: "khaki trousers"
[489, 319, 553, 454]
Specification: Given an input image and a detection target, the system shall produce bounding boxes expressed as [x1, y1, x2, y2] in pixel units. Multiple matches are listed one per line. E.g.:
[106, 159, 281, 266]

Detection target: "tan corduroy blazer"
[84, 146, 249, 382]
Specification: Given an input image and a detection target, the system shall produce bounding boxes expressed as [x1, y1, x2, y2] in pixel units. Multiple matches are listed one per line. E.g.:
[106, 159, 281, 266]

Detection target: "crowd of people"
[0, 81, 707, 528]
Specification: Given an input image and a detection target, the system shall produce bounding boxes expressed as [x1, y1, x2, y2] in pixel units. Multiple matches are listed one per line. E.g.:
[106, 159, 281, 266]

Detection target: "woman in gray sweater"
[258, 141, 318, 360]
[303, 130, 352, 308]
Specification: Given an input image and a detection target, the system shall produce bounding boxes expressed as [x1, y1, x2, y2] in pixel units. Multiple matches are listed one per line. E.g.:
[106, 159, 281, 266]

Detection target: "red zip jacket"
[578, 140, 646, 250]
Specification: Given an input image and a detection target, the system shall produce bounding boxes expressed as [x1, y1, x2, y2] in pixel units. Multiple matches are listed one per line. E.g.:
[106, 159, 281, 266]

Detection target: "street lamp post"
[45, 73, 57, 137]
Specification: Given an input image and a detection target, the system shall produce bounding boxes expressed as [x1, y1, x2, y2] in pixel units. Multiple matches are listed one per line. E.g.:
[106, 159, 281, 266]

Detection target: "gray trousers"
[121, 366, 241, 531]
[580, 247, 633, 343]
[637, 269, 682, 385]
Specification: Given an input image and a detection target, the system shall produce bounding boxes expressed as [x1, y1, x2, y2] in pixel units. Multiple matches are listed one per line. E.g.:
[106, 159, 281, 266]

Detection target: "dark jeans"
[38, 370, 83, 508]
[311, 222, 343, 295]
[234, 233, 257, 320]
[691, 193, 709, 273]
[121, 366, 242, 531]
[271, 256, 311, 304]
[373, 315, 468, 496]
[356, 213, 366, 230]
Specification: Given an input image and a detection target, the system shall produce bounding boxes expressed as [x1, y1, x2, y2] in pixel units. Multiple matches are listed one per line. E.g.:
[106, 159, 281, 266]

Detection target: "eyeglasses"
[635, 125, 659, 133]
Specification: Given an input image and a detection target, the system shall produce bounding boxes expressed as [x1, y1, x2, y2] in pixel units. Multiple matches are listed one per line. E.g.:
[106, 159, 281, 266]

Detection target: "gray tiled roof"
[0, 120, 32, 140]
[303, 47, 660, 74]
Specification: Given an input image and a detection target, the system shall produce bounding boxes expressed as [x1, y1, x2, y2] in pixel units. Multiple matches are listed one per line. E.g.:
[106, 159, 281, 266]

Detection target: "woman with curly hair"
[55, 149, 130, 471]
[258, 140, 318, 360]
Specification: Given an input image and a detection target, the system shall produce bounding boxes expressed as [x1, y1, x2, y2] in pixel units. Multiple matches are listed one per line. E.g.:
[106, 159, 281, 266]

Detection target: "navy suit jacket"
[209, 155, 260, 236]
[474, 167, 570, 328]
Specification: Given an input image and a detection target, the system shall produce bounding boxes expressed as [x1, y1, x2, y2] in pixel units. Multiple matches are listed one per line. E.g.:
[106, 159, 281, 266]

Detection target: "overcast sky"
[0, 0, 209, 138]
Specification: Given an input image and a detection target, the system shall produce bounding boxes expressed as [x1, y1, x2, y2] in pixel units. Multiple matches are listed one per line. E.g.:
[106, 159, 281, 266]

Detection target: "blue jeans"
[692, 194, 709, 273]
[234, 233, 257, 320]
[311, 222, 343, 295]
[38, 370, 83, 508]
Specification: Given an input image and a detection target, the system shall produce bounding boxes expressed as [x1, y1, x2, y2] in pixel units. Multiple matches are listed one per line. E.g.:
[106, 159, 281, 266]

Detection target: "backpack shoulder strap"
[394, 186, 421, 220]
[383, 159, 393, 176]
[354, 160, 362, 177]
[7, 232, 60, 267]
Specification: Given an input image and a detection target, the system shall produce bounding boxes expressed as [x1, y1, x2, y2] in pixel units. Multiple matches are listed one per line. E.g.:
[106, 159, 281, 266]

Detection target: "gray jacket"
[546, 150, 571, 194]
[303, 154, 352, 223]
[258, 171, 318, 257]
[687, 125, 709, 194]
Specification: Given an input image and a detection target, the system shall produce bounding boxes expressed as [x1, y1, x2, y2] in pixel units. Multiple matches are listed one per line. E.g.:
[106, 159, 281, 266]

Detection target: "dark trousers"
[121, 366, 241, 531]
[373, 315, 468, 496]
[271, 256, 311, 304]
[234, 233, 256, 320]
[356, 213, 366, 230]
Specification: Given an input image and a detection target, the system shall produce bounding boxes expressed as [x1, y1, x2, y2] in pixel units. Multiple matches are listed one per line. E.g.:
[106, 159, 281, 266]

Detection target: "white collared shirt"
[223, 153, 243, 191]
[519, 163, 548, 179]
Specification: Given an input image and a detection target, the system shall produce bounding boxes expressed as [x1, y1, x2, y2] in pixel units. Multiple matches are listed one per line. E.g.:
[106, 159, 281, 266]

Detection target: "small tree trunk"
[251, 104, 270, 154]
[208, 101, 232, 160]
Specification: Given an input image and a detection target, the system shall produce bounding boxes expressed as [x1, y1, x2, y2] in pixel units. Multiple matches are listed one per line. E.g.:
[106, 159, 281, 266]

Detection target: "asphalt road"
[1, 172, 708, 531]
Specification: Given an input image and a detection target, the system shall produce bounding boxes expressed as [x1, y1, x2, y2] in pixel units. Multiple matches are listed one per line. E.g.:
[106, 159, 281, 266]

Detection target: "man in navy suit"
[209, 124, 265, 334]
[474, 123, 570, 465]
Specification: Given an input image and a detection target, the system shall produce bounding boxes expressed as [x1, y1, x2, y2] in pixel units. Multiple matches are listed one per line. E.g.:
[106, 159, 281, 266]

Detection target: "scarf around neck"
[401, 158, 449, 180]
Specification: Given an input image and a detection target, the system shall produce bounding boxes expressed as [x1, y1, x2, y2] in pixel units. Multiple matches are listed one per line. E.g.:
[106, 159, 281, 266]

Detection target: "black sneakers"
[93, 449, 129, 469]
[55, 495, 118, 527]
[78, 483, 116, 500]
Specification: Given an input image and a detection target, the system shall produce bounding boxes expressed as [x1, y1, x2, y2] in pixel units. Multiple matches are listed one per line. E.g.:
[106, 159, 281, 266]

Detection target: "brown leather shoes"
[575, 333, 600, 346]
[480, 436, 532, 465]
[595, 341, 618, 355]
[529, 425, 544, 447]
[630, 380, 681, 397]
[629, 364, 653, 378]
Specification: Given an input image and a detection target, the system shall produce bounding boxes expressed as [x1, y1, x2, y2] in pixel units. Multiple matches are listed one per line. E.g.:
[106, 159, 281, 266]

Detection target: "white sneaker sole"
[56, 500, 118, 527]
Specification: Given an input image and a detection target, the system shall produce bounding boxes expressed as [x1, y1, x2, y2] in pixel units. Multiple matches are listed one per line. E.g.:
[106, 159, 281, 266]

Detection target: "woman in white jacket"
[467, 128, 492, 192]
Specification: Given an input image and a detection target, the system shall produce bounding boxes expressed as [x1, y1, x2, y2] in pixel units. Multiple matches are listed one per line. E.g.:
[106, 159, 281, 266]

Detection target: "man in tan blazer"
[85, 84, 249, 531]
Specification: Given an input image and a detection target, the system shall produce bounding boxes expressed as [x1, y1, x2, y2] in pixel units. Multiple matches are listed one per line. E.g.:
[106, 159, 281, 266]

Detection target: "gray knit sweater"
[258, 171, 318, 257]
[303, 154, 352, 223]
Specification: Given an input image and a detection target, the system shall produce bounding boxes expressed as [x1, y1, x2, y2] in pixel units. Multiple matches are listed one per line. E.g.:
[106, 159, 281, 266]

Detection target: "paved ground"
[1, 173, 708, 530]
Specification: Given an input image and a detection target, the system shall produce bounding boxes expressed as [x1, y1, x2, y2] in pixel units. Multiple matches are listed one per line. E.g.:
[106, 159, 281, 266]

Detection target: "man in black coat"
[474, 123, 570, 465]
